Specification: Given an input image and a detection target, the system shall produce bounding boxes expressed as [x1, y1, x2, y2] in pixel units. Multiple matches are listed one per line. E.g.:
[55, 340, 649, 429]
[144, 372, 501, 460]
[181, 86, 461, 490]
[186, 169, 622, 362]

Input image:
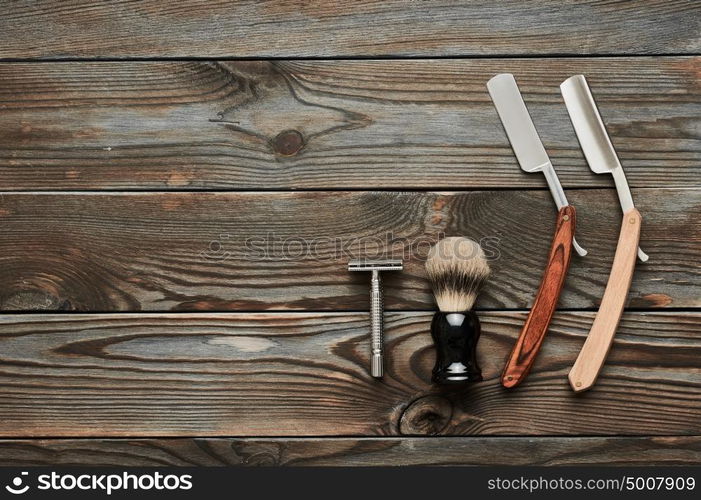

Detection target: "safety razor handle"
[369, 270, 384, 377]
[569, 208, 641, 392]
[348, 259, 402, 378]
[502, 206, 575, 388]
[431, 311, 482, 384]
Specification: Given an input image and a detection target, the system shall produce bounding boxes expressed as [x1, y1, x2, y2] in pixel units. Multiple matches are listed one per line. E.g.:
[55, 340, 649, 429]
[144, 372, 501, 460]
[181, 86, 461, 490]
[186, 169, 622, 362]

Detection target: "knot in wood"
[1, 289, 65, 311]
[272, 129, 304, 156]
[231, 442, 281, 466]
[399, 395, 453, 435]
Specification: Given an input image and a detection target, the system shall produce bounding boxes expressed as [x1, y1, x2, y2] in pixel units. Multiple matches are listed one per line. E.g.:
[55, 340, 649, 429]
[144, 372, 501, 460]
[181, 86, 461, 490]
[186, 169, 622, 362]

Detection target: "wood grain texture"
[0, 0, 696, 465]
[0, 437, 699, 466]
[0, 1, 698, 59]
[0, 57, 698, 190]
[569, 209, 642, 392]
[0, 189, 697, 312]
[0, 311, 697, 437]
[502, 206, 574, 389]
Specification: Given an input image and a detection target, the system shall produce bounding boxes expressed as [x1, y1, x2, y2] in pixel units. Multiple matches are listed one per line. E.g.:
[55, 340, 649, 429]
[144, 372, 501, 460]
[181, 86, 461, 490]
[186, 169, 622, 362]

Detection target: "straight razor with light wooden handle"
[560, 75, 648, 392]
[487, 73, 586, 388]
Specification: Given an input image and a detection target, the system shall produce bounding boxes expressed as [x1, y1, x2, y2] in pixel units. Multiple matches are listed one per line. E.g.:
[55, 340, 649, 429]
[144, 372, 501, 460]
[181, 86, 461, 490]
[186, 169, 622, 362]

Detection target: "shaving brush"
[425, 237, 490, 384]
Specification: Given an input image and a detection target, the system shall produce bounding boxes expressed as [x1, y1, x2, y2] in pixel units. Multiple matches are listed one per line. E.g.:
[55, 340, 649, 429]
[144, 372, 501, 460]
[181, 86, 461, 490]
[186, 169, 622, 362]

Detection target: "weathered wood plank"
[0, 1, 698, 59]
[0, 311, 697, 437]
[0, 189, 697, 311]
[0, 437, 698, 466]
[0, 58, 698, 190]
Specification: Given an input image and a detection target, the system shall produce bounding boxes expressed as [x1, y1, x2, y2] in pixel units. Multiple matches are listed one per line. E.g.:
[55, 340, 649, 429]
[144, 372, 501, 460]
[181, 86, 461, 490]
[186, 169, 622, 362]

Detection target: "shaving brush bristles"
[426, 237, 490, 312]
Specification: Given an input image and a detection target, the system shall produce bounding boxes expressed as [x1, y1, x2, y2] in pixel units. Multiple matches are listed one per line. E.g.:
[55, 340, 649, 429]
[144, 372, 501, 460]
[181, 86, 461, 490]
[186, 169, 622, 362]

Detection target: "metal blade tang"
[560, 75, 648, 262]
[487, 73, 586, 257]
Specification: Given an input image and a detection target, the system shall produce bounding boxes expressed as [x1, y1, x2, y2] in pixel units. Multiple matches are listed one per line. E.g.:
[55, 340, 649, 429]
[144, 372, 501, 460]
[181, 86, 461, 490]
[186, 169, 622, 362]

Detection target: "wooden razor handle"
[502, 205, 575, 388]
[569, 208, 642, 392]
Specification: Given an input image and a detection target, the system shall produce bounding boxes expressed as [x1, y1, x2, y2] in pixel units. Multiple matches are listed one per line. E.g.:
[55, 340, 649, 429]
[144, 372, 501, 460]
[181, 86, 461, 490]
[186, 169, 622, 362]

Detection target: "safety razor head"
[348, 259, 403, 272]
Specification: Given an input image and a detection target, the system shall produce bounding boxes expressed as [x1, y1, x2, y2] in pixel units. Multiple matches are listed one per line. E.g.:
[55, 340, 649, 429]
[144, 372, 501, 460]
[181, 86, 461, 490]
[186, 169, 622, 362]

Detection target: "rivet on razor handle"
[348, 259, 403, 378]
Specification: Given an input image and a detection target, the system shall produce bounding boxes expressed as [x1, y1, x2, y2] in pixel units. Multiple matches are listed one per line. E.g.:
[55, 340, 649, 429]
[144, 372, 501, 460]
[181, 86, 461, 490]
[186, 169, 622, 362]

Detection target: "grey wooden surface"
[0, 437, 698, 466]
[0, 189, 697, 311]
[0, 312, 696, 437]
[0, 1, 698, 466]
[0, 58, 698, 190]
[0, 1, 699, 58]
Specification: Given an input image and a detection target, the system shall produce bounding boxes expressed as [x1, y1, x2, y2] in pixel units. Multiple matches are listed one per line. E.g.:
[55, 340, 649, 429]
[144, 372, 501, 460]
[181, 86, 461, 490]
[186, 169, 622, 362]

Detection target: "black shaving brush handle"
[431, 311, 482, 384]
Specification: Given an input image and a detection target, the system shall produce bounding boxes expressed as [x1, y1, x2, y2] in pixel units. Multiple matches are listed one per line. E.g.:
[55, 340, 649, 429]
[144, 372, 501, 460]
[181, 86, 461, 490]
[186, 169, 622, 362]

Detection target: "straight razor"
[487, 73, 585, 389]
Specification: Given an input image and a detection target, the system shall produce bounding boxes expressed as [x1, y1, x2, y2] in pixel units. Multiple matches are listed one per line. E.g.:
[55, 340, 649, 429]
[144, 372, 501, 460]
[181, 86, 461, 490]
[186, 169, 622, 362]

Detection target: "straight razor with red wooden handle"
[487, 74, 587, 388]
[560, 75, 648, 392]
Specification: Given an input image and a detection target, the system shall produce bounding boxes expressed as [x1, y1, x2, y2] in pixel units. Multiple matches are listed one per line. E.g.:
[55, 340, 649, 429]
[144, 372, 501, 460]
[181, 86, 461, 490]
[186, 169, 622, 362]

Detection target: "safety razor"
[348, 259, 403, 378]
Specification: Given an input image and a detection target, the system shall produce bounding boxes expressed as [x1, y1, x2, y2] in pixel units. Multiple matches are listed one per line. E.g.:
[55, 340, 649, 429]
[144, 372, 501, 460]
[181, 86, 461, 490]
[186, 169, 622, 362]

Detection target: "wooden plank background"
[0, 1, 699, 58]
[0, 189, 698, 311]
[0, 312, 697, 437]
[0, 1, 698, 466]
[0, 58, 698, 190]
[1, 437, 699, 466]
